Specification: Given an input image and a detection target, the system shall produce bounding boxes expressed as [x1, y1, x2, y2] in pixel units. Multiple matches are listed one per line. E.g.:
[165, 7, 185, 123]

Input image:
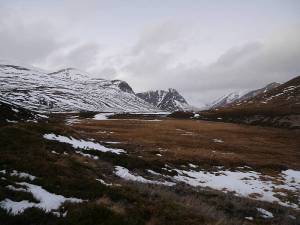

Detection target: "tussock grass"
[0, 119, 299, 225]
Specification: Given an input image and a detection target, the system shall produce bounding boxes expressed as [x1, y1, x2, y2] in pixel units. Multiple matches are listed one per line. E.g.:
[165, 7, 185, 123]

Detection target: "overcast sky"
[1, 0, 300, 106]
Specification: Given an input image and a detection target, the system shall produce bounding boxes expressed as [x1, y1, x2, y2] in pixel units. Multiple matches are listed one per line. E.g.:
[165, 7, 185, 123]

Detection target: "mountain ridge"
[0, 63, 159, 113]
[199, 75, 300, 128]
[137, 88, 193, 111]
[208, 82, 281, 109]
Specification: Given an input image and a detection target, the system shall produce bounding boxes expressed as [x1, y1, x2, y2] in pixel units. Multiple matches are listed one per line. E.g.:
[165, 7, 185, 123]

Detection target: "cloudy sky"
[1, 0, 300, 107]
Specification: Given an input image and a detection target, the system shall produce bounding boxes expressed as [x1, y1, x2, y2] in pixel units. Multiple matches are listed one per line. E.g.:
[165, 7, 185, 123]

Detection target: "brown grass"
[1, 118, 299, 224]
[71, 118, 300, 170]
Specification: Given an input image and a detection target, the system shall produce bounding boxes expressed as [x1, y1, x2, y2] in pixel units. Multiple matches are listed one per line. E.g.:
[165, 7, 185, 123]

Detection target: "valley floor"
[0, 113, 299, 225]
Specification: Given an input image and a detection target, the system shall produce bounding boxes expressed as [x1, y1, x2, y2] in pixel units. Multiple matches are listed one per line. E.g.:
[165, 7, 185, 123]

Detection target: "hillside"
[208, 91, 246, 109]
[0, 98, 43, 125]
[237, 82, 281, 103]
[0, 64, 158, 113]
[199, 76, 300, 128]
[208, 82, 280, 109]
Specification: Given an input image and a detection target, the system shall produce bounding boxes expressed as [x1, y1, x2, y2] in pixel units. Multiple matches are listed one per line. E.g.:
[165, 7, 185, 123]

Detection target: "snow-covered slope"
[200, 76, 300, 128]
[232, 76, 300, 110]
[137, 88, 193, 112]
[208, 91, 246, 109]
[235, 82, 281, 103]
[0, 63, 158, 112]
[209, 83, 281, 109]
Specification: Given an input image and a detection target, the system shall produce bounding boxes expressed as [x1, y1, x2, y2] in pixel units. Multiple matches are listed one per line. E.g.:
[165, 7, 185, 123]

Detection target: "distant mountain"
[209, 82, 281, 109]
[208, 91, 246, 109]
[0, 63, 158, 113]
[137, 88, 193, 111]
[199, 76, 300, 128]
[235, 82, 281, 103]
[231, 77, 299, 111]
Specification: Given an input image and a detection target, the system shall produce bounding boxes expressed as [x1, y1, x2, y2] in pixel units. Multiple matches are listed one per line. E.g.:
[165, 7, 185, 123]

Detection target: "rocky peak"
[137, 88, 192, 111]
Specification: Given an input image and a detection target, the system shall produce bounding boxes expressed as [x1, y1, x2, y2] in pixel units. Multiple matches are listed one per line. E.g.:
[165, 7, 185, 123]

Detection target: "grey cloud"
[1, 2, 299, 108]
[213, 42, 262, 67]
[0, 18, 64, 65]
[0, 4, 101, 72]
[124, 50, 173, 77]
[45, 43, 101, 71]
[132, 22, 183, 55]
[118, 25, 300, 106]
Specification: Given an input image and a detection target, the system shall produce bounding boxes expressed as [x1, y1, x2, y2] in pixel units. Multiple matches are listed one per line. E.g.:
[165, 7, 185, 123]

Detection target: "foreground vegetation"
[0, 114, 299, 225]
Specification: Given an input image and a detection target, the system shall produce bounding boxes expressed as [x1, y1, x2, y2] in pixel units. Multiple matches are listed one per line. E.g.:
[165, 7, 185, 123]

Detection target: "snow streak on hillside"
[0, 64, 158, 113]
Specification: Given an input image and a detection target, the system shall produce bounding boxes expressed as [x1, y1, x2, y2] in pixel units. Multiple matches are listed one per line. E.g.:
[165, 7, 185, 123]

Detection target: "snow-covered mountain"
[200, 76, 300, 128]
[232, 77, 299, 110]
[0, 63, 158, 112]
[208, 91, 246, 109]
[209, 83, 281, 109]
[137, 88, 193, 111]
[235, 82, 281, 103]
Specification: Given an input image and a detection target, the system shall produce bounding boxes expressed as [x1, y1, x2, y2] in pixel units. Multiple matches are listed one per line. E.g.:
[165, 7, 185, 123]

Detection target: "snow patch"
[172, 168, 300, 209]
[76, 151, 99, 160]
[94, 113, 115, 121]
[105, 141, 121, 144]
[256, 208, 274, 219]
[65, 116, 80, 125]
[188, 163, 198, 168]
[0, 182, 83, 215]
[96, 178, 113, 186]
[44, 133, 125, 154]
[10, 170, 36, 181]
[115, 166, 175, 186]
[6, 119, 18, 123]
[147, 170, 161, 176]
[213, 139, 224, 143]
[12, 108, 19, 113]
[193, 113, 200, 118]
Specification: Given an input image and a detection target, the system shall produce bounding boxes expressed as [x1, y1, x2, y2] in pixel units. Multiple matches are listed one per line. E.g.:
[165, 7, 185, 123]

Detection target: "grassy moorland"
[0, 114, 299, 225]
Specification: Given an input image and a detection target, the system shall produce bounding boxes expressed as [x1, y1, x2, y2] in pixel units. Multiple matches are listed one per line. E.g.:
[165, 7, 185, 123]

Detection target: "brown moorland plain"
[1, 114, 299, 225]
[72, 116, 300, 171]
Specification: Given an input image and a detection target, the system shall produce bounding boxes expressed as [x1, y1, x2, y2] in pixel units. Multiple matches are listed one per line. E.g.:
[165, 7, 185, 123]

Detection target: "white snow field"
[171, 167, 300, 209]
[112, 164, 300, 209]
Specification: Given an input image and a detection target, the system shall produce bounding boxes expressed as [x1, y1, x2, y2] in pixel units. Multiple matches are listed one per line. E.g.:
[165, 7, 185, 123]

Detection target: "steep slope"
[0, 63, 158, 112]
[209, 91, 245, 109]
[209, 83, 280, 109]
[199, 76, 300, 128]
[236, 82, 281, 103]
[232, 76, 299, 112]
[137, 88, 192, 111]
